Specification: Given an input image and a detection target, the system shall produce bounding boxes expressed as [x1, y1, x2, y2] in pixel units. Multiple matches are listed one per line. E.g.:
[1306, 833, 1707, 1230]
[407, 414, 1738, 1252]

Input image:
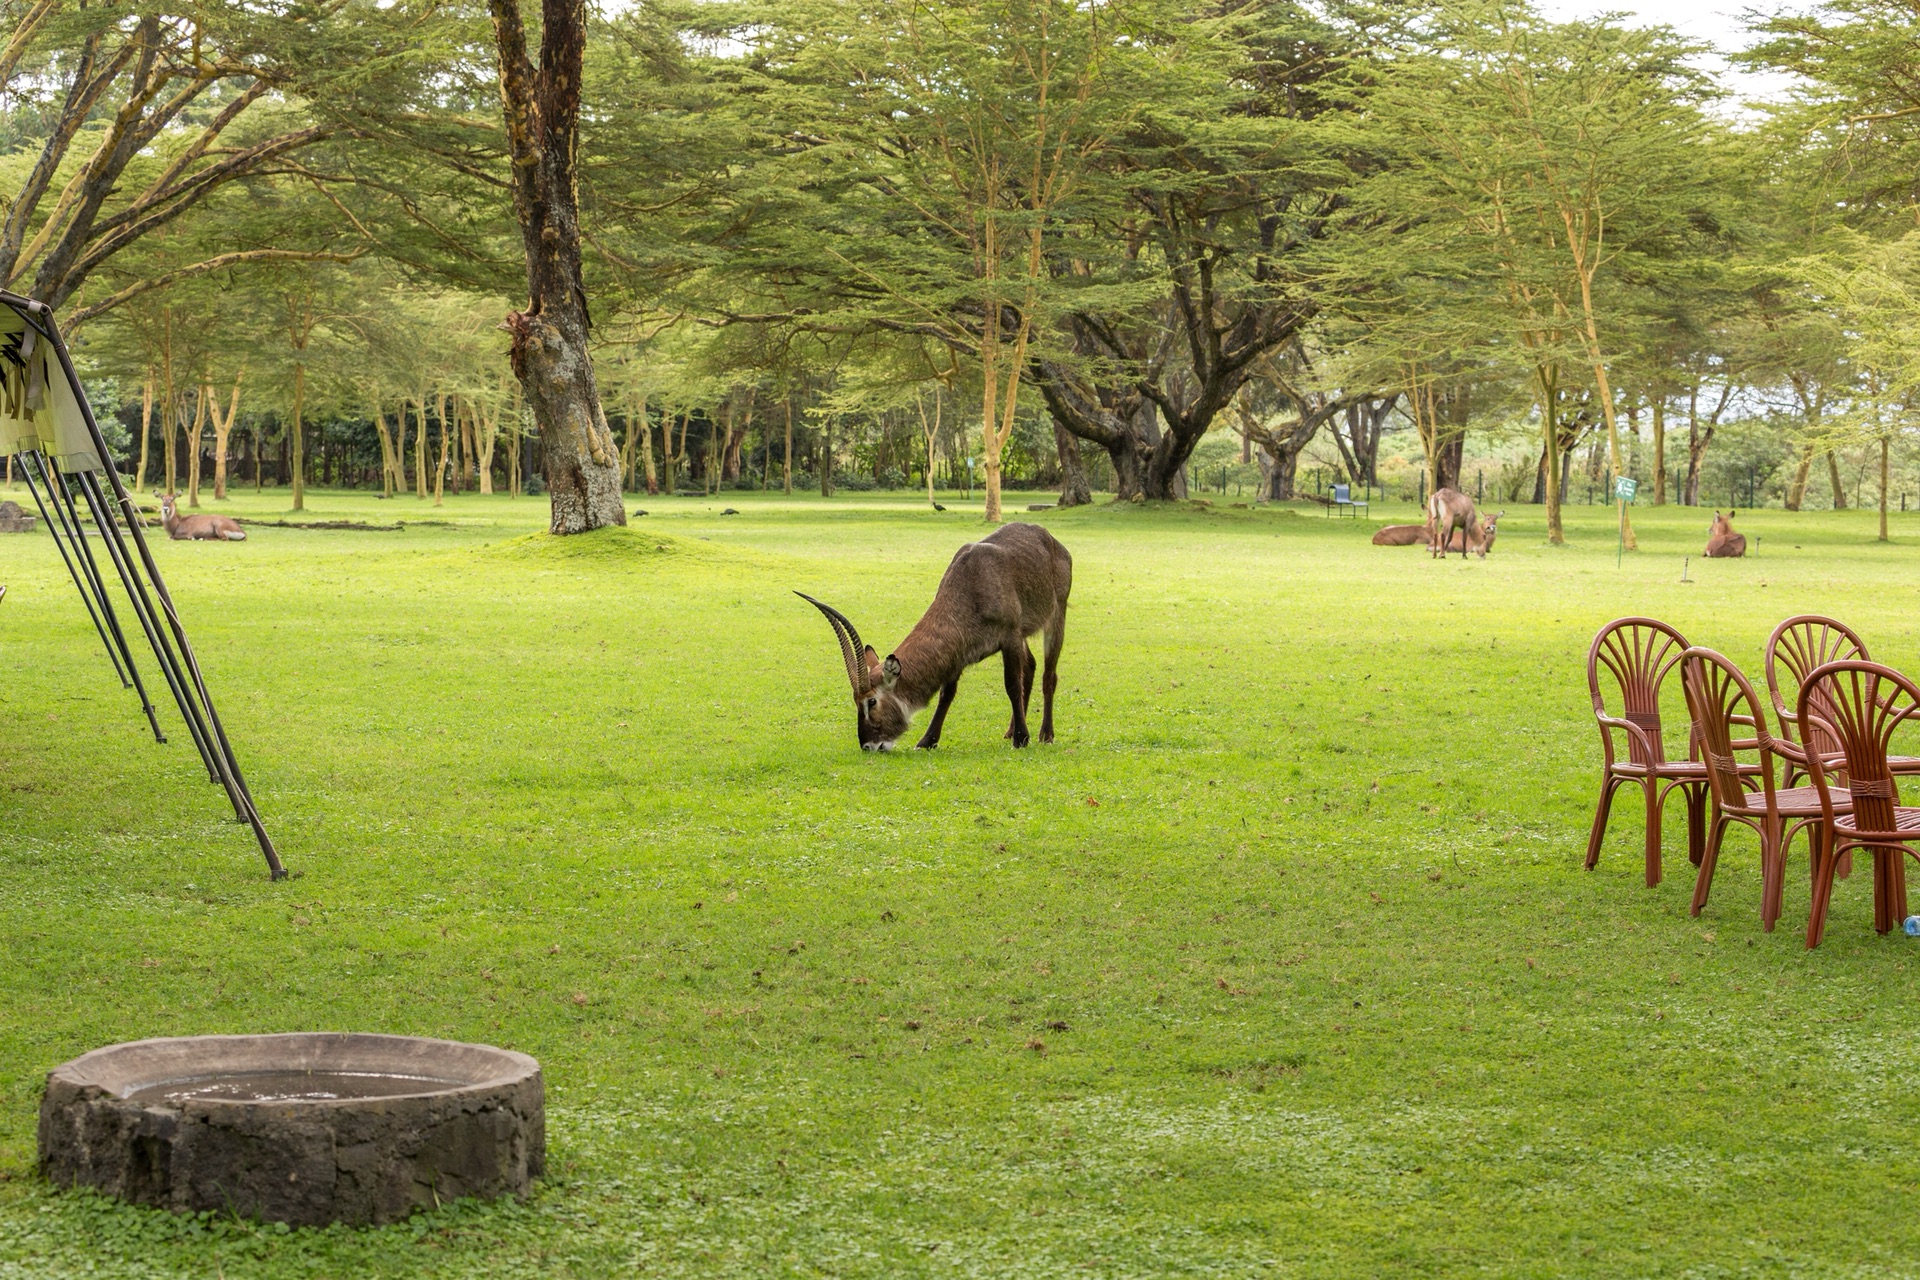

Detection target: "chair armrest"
[1595, 713, 1659, 761]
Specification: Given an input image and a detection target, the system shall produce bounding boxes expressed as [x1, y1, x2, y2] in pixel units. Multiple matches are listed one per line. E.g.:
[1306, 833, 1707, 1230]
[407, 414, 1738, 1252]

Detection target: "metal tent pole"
[16, 295, 283, 878]
[41, 455, 162, 737]
[16, 452, 125, 685]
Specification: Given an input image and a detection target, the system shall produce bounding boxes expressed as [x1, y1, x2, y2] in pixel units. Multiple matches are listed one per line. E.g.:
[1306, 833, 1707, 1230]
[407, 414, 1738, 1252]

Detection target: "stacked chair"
[1586, 613, 1920, 948]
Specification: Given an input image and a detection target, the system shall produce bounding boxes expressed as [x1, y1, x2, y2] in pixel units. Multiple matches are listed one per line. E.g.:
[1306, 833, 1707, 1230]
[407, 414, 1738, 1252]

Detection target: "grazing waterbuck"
[798, 522, 1072, 751]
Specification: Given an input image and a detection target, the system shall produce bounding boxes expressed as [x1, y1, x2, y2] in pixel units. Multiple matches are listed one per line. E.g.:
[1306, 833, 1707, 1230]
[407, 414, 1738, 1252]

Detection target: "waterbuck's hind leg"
[1007, 643, 1036, 737]
[1000, 645, 1030, 748]
[915, 679, 959, 750]
[1039, 616, 1064, 744]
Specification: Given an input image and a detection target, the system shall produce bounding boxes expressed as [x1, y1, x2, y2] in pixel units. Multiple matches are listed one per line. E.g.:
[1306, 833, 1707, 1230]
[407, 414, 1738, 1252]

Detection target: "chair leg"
[1690, 812, 1729, 918]
[1883, 846, 1911, 932]
[1807, 835, 1841, 949]
[1838, 847, 1854, 880]
[1585, 776, 1621, 871]
[1644, 780, 1662, 888]
[1686, 784, 1708, 869]
[1760, 817, 1785, 933]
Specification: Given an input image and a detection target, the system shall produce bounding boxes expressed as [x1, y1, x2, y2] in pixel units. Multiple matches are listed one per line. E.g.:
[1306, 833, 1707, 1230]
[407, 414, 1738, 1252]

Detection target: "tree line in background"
[6, 0, 1920, 538]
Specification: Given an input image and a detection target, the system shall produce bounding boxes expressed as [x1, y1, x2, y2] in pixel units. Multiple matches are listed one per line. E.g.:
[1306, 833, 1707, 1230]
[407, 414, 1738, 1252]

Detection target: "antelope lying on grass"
[159, 493, 246, 541]
[1425, 486, 1477, 559]
[1705, 510, 1746, 558]
[799, 522, 1072, 751]
[1372, 523, 1429, 546]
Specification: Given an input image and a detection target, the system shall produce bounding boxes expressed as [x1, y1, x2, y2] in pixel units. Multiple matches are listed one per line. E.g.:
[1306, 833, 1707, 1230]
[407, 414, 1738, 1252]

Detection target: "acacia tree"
[0, 2, 414, 316]
[722, 0, 1151, 520]
[1361, 4, 1725, 543]
[1029, 4, 1367, 500]
[488, 0, 625, 532]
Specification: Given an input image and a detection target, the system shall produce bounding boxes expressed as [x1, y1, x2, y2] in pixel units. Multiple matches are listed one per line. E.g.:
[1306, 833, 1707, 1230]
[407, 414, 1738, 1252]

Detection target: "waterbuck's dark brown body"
[800, 522, 1072, 751]
[1705, 510, 1746, 558]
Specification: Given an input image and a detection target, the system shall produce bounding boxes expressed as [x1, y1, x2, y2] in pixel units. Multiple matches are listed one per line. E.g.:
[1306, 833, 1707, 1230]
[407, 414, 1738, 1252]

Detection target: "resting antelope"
[799, 522, 1072, 751]
[1705, 510, 1746, 558]
[158, 493, 246, 541]
[1425, 486, 1477, 559]
[1372, 523, 1429, 546]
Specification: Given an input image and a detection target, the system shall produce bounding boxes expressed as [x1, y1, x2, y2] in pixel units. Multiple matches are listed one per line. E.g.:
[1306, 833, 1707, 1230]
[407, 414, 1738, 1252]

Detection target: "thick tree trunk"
[374, 407, 399, 498]
[1785, 441, 1814, 511]
[477, 404, 499, 495]
[1053, 417, 1091, 507]
[209, 374, 240, 501]
[489, 0, 625, 534]
[1434, 431, 1464, 493]
[1827, 450, 1847, 510]
[1106, 439, 1144, 501]
[1261, 445, 1303, 501]
[722, 407, 749, 481]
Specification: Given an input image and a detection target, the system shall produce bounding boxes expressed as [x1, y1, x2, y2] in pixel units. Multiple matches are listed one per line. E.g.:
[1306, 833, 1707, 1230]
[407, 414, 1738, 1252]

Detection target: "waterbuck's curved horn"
[796, 591, 872, 696]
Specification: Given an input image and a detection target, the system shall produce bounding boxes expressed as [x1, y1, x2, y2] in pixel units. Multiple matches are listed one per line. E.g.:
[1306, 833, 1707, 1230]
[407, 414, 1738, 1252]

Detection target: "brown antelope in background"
[1425, 486, 1477, 559]
[1372, 523, 1429, 546]
[1453, 509, 1503, 558]
[158, 493, 246, 541]
[799, 522, 1072, 751]
[1705, 510, 1746, 558]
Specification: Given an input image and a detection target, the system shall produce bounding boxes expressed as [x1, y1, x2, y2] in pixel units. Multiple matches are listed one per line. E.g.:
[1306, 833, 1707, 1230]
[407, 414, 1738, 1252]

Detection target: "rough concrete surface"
[39, 1033, 544, 1226]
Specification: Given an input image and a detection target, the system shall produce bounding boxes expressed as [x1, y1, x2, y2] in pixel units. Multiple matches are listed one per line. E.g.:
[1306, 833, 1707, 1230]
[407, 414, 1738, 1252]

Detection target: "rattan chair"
[1765, 615, 1920, 788]
[1585, 618, 1724, 887]
[1800, 659, 1920, 947]
[1680, 647, 1846, 932]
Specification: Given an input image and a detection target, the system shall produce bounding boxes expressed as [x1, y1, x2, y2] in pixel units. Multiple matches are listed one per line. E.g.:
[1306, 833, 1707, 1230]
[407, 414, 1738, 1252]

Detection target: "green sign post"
[1614, 476, 1636, 566]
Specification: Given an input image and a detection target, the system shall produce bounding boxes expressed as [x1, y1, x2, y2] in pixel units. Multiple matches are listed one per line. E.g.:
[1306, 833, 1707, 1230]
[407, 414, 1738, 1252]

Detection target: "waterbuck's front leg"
[915, 679, 960, 750]
[1001, 645, 1031, 748]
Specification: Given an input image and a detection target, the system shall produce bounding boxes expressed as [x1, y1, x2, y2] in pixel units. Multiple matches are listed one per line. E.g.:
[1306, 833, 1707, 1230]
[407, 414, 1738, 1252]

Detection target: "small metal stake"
[1681, 557, 1691, 584]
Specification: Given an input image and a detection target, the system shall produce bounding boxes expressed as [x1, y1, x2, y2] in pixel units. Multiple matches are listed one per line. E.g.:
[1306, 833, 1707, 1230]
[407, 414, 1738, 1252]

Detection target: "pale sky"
[1534, 0, 1805, 106]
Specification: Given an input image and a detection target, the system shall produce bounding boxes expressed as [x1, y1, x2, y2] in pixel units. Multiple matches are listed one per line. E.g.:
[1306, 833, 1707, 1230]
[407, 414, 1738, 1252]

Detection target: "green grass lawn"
[4, 486, 1920, 1277]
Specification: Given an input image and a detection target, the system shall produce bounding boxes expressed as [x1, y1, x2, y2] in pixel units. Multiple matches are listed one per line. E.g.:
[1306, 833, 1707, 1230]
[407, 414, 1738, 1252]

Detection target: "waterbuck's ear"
[881, 654, 902, 689]
[862, 645, 881, 680]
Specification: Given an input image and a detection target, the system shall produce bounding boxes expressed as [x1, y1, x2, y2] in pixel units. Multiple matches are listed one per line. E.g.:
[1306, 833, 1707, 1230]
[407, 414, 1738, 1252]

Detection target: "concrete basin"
[39, 1033, 543, 1225]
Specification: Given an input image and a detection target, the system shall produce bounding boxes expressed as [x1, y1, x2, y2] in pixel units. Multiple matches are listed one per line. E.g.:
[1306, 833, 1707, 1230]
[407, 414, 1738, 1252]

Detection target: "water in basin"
[124, 1070, 457, 1104]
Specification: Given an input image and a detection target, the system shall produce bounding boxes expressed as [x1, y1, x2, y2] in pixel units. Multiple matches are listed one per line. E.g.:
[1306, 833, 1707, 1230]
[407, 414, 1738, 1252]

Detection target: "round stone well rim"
[48, 1031, 541, 1106]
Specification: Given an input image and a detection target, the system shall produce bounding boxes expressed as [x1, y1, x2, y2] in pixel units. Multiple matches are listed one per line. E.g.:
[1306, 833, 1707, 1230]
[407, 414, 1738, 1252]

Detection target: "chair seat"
[1834, 808, 1920, 840]
[1610, 759, 1757, 780]
[1720, 785, 1852, 820]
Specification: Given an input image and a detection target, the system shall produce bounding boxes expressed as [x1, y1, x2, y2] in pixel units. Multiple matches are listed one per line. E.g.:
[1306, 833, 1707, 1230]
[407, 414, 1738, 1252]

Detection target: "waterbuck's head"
[1475, 509, 1504, 557]
[157, 492, 177, 521]
[797, 593, 911, 750]
[1710, 509, 1737, 536]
